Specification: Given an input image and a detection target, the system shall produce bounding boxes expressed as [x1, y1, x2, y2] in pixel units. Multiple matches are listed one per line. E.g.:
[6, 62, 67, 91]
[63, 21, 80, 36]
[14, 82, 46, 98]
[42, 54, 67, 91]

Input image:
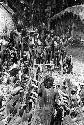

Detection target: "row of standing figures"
[24, 42, 72, 74]
[31, 53, 73, 75]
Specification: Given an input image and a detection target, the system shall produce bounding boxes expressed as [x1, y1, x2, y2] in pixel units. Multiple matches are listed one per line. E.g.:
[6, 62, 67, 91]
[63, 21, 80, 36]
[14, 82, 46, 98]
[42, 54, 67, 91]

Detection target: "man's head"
[43, 75, 54, 89]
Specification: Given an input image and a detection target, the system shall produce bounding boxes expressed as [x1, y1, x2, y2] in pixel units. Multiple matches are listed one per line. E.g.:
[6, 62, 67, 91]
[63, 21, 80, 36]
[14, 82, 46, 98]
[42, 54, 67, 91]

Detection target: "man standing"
[38, 75, 63, 125]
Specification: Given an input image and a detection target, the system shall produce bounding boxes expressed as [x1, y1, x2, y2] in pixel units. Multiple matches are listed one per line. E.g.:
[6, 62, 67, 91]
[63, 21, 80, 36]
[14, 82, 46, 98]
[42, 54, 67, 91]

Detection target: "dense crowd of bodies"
[0, 26, 83, 125]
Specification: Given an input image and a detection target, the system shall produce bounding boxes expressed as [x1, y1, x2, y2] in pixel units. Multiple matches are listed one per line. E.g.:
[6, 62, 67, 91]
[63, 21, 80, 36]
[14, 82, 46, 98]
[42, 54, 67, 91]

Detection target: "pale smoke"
[0, 6, 14, 36]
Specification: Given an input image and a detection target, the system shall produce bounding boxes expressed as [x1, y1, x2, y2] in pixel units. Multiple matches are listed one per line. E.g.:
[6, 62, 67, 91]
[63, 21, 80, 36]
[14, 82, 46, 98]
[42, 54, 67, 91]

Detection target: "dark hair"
[43, 75, 54, 88]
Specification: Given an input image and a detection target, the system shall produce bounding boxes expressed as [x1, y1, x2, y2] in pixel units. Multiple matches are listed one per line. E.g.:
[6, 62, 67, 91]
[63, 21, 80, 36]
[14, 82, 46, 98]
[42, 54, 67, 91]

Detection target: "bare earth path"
[67, 46, 84, 83]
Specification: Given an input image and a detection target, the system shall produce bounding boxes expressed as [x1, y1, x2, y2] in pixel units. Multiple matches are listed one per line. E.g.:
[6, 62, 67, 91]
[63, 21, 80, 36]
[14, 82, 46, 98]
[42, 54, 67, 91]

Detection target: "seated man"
[63, 55, 73, 74]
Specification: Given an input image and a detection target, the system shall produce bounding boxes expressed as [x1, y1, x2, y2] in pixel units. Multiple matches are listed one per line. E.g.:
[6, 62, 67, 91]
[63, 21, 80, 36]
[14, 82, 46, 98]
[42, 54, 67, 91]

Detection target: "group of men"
[0, 24, 75, 125]
[0, 26, 73, 76]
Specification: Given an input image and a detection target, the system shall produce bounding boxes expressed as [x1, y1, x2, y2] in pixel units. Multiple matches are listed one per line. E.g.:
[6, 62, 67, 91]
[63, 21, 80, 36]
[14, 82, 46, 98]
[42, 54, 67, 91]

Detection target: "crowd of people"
[0, 23, 83, 125]
[0, 25, 73, 83]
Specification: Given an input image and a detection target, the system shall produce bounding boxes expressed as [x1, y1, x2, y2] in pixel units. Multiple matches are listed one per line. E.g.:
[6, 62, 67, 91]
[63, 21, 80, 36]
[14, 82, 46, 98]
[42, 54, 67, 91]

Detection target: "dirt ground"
[67, 46, 84, 82]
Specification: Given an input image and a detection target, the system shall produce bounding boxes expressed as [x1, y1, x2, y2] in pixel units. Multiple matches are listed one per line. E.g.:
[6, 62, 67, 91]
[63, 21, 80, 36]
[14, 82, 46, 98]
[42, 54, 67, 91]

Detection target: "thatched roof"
[51, 4, 84, 21]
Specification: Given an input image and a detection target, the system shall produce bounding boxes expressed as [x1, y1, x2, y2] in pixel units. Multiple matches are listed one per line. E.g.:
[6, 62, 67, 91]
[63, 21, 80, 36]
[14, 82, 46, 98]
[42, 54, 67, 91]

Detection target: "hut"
[0, 2, 15, 37]
[50, 4, 84, 40]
